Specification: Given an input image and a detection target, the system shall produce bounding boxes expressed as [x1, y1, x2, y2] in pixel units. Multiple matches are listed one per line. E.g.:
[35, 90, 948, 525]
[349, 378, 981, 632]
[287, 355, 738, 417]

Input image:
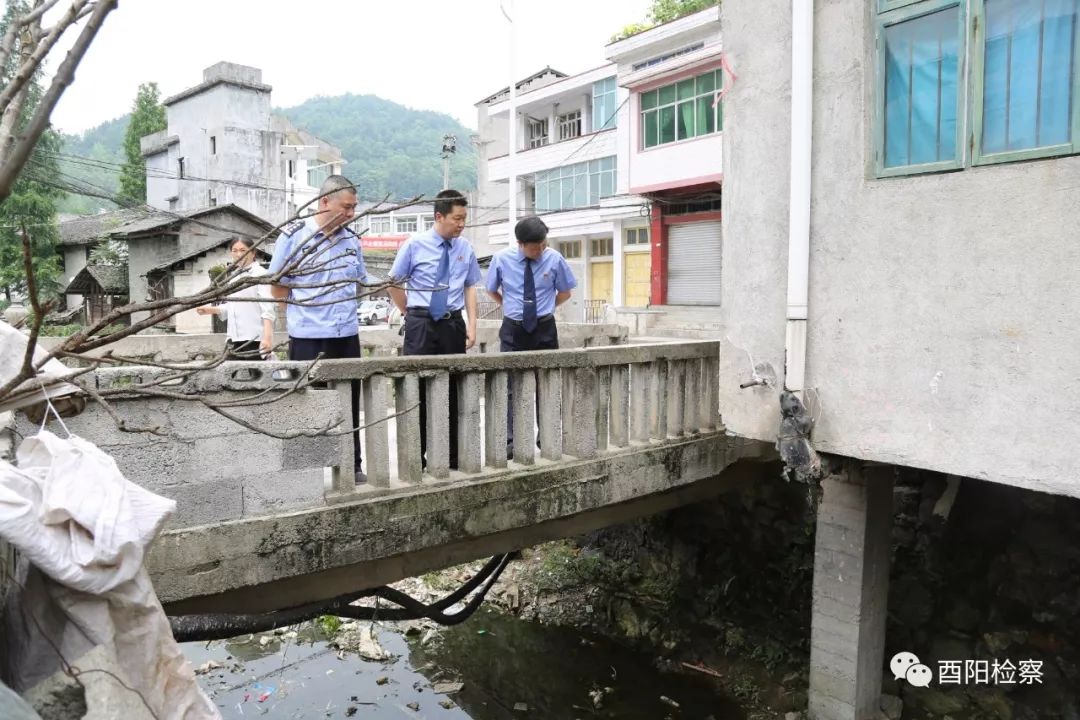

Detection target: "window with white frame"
[559, 240, 582, 259]
[625, 227, 650, 246]
[590, 237, 613, 257]
[592, 77, 618, 131]
[395, 215, 418, 233]
[527, 118, 549, 149]
[307, 162, 331, 188]
[369, 216, 393, 234]
[422, 215, 435, 230]
[640, 69, 722, 149]
[533, 156, 616, 212]
[558, 110, 582, 141]
[875, 0, 1080, 176]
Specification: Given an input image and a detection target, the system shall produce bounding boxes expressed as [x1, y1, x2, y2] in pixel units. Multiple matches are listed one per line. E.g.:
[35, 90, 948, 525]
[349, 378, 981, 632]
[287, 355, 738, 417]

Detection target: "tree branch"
[0, 0, 117, 203]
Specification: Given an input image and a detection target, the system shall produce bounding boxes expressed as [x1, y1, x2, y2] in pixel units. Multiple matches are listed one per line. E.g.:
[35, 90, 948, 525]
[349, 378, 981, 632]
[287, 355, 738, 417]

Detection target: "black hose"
[169, 553, 512, 642]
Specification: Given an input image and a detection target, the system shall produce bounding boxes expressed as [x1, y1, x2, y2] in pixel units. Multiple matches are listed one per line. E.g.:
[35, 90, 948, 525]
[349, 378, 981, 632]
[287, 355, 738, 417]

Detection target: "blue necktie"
[523, 257, 537, 333]
[430, 241, 450, 319]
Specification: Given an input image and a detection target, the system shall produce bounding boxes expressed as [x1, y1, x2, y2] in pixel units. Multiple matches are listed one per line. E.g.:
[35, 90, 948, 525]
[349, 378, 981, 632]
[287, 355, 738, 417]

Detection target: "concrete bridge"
[17, 331, 765, 616]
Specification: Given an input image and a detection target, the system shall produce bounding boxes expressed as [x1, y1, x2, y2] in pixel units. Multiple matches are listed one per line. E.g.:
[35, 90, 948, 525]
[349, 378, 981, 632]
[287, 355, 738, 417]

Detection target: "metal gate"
[667, 221, 721, 305]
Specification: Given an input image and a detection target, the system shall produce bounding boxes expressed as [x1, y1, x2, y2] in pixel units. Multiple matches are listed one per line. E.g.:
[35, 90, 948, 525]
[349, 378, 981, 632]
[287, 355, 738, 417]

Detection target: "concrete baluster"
[484, 370, 508, 469]
[538, 368, 563, 461]
[457, 373, 483, 474]
[512, 370, 537, 465]
[329, 380, 356, 495]
[562, 368, 576, 456]
[362, 375, 390, 487]
[650, 360, 668, 440]
[425, 372, 451, 479]
[666, 359, 685, 438]
[395, 375, 422, 484]
[596, 366, 611, 452]
[683, 358, 699, 435]
[610, 364, 629, 447]
[572, 368, 598, 459]
[630, 362, 653, 443]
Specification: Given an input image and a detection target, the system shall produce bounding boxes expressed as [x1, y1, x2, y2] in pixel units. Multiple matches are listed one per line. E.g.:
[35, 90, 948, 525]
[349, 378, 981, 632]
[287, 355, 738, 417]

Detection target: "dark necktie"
[523, 257, 537, 333]
[430, 241, 450, 318]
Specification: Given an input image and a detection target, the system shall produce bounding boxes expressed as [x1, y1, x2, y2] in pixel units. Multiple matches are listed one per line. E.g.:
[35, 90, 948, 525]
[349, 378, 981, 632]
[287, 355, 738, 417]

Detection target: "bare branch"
[0, 0, 117, 203]
[0, 228, 46, 401]
[0, 1, 91, 121]
[19, 0, 64, 26]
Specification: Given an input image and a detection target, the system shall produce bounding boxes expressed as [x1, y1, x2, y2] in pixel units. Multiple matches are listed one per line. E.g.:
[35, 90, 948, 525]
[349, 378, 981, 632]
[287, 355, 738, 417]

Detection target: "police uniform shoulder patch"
[281, 218, 306, 237]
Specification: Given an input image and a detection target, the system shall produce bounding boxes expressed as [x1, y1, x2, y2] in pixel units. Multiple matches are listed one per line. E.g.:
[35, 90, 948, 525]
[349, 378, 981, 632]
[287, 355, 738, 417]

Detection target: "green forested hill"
[57, 115, 127, 214]
[54, 94, 477, 215]
[277, 93, 476, 199]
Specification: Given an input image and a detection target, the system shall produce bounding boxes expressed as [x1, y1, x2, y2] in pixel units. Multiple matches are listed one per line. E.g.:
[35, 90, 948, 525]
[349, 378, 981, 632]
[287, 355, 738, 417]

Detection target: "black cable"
[168, 553, 511, 642]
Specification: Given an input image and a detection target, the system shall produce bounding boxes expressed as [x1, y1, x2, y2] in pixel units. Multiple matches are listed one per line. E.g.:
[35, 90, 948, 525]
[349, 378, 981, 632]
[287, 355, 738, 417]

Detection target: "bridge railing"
[15, 341, 721, 528]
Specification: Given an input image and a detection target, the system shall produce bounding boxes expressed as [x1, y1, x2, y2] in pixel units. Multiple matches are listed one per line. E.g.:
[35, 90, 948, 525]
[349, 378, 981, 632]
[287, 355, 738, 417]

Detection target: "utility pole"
[501, 0, 517, 229]
[441, 134, 457, 190]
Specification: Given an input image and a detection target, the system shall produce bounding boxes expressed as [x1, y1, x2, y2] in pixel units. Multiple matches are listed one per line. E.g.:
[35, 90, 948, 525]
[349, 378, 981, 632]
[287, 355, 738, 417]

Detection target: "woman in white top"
[197, 237, 276, 360]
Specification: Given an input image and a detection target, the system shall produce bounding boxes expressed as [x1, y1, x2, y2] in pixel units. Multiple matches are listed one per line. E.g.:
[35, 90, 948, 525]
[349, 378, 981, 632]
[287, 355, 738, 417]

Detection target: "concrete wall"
[721, 0, 1080, 496]
[172, 249, 231, 334]
[62, 246, 88, 310]
[717, 0, 792, 443]
[807, 0, 1080, 496]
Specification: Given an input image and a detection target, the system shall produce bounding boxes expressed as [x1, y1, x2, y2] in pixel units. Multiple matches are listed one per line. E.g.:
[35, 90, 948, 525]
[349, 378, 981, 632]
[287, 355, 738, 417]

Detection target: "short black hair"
[515, 216, 548, 244]
[433, 189, 467, 217]
[229, 235, 255, 250]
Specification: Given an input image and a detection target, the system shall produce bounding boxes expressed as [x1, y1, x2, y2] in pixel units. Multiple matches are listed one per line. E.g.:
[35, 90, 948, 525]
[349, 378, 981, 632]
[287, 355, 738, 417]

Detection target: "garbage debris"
[432, 681, 464, 694]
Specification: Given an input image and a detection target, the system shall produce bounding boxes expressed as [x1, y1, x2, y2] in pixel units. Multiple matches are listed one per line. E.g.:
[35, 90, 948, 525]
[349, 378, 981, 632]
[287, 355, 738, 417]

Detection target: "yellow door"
[590, 261, 614, 304]
[623, 252, 651, 307]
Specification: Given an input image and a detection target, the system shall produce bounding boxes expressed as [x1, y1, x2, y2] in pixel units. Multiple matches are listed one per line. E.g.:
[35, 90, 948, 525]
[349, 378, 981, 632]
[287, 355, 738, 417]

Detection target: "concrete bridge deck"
[17, 339, 764, 614]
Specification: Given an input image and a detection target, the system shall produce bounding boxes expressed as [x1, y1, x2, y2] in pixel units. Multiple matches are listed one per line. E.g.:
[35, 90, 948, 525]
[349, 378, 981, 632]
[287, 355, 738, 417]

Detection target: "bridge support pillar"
[808, 462, 893, 720]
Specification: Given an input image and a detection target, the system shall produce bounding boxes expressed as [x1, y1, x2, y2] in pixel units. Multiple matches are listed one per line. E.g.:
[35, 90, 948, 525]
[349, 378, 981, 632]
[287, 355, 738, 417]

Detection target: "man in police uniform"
[387, 189, 481, 471]
[270, 174, 367, 477]
[486, 216, 576, 455]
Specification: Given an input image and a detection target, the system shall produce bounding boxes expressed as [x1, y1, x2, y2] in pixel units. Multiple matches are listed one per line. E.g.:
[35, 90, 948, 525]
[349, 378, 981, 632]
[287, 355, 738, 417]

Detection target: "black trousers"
[289, 335, 363, 471]
[225, 339, 263, 360]
[403, 311, 466, 469]
[500, 316, 559, 450]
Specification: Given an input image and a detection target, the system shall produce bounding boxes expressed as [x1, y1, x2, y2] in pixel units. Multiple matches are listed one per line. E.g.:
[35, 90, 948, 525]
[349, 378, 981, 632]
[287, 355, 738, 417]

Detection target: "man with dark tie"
[388, 190, 481, 471]
[485, 215, 577, 456]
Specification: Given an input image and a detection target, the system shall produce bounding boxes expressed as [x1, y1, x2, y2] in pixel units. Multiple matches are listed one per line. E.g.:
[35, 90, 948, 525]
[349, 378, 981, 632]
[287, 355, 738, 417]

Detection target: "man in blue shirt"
[388, 189, 481, 471]
[486, 216, 576, 456]
[486, 216, 576, 352]
[270, 175, 367, 478]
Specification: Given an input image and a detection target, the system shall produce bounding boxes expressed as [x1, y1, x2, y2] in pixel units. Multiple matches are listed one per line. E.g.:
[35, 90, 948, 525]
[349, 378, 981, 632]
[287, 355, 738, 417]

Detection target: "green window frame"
[970, 0, 1080, 165]
[874, 0, 967, 177]
[875, 0, 1080, 177]
[639, 68, 722, 150]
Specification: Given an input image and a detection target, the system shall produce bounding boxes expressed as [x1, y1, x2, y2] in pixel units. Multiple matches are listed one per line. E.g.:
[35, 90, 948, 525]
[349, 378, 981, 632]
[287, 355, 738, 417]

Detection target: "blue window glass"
[983, 0, 1077, 154]
[884, 6, 960, 167]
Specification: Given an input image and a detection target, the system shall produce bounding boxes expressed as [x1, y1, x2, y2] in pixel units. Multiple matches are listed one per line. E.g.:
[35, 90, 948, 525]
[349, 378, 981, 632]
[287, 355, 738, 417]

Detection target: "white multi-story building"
[141, 62, 344, 227]
[604, 6, 724, 315]
[475, 65, 651, 321]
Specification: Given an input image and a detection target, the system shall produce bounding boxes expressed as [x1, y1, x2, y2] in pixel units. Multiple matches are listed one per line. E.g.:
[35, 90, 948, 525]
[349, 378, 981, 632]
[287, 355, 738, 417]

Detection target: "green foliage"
[316, 615, 343, 637]
[278, 94, 477, 198]
[611, 0, 720, 41]
[57, 115, 128, 215]
[118, 83, 166, 206]
[87, 239, 127, 266]
[0, 1, 65, 304]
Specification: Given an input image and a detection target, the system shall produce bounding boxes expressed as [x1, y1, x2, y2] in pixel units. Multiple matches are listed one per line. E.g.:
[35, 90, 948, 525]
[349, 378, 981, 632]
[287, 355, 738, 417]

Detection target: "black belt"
[504, 314, 554, 327]
[407, 306, 463, 320]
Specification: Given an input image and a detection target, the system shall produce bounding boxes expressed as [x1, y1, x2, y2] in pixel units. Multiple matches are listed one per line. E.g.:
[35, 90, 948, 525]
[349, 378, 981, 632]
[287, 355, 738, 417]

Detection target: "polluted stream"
[182, 606, 744, 719]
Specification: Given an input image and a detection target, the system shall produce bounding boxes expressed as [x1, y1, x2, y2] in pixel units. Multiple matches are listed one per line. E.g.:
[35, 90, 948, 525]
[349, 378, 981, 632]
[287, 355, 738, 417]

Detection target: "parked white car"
[358, 299, 391, 325]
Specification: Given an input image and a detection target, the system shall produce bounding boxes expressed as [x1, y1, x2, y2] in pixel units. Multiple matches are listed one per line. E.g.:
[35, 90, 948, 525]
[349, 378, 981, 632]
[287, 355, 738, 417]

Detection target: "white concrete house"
[141, 62, 344, 227]
[476, 65, 650, 322]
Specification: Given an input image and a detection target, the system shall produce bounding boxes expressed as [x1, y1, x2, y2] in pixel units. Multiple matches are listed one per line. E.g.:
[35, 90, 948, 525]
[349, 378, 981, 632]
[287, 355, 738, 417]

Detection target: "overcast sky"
[48, 0, 652, 136]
